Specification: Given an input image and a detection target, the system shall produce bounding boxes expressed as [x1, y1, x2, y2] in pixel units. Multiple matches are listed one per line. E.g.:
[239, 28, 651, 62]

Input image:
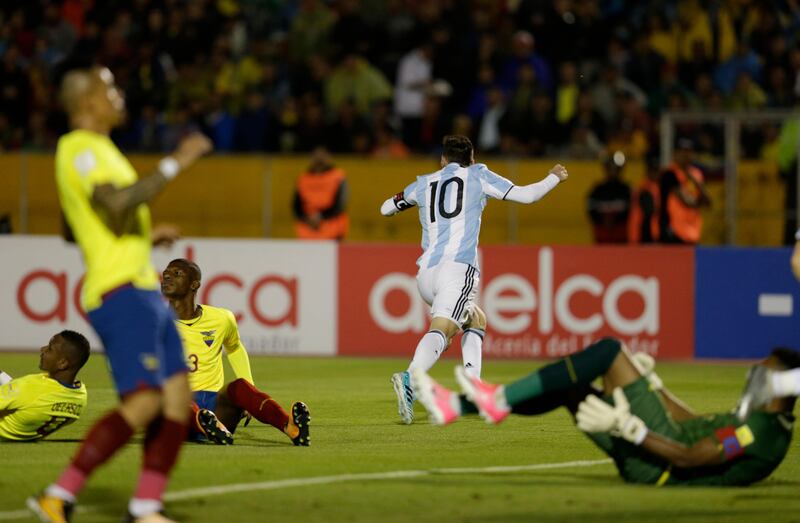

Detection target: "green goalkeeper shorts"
[584, 377, 680, 485]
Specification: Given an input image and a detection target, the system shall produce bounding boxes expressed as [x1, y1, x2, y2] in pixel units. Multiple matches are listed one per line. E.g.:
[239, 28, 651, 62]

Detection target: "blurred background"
[1, 0, 799, 246]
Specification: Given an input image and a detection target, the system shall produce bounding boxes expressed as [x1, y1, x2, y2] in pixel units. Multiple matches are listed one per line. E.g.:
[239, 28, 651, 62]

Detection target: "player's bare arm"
[502, 163, 568, 204]
[791, 231, 800, 280]
[92, 133, 213, 231]
[640, 432, 723, 468]
[629, 352, 698, 421]
[657, 389, 698, 421]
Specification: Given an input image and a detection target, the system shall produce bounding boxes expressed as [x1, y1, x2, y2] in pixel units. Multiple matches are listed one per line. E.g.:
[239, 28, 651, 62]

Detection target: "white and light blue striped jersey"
[402, 162, 514, 270]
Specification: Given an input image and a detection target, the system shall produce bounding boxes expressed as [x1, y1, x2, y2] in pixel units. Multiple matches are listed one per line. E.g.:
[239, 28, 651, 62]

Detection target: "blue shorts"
[193, 391, 218, 412]
[88, 286, 187, 396]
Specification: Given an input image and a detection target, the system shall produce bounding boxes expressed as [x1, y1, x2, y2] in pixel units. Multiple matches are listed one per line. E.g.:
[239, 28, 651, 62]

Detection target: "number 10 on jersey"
[429, 178, 464, 223]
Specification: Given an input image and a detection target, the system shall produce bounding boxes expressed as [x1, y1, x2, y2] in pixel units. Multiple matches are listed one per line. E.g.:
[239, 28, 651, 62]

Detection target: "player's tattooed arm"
[93, 133, 213, 235]
[92, 172, 169, 220]
[381, 191, 416, 216]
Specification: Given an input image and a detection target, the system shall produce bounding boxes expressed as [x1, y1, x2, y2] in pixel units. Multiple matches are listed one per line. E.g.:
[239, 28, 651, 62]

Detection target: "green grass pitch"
[2, 354, 800, 522]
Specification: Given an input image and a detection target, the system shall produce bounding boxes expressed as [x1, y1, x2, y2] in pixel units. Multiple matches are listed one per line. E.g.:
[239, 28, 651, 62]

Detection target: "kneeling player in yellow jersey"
[161, 258, 310, 446]
[0, 331, 90, 442]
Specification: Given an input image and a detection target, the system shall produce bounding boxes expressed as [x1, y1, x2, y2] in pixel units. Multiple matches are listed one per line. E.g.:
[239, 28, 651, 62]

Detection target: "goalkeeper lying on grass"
[413, 338, 797, 486]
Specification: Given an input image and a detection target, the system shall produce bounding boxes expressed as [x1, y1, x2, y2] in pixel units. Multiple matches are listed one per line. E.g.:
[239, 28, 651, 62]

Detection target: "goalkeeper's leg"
[502, 337, 642, 408]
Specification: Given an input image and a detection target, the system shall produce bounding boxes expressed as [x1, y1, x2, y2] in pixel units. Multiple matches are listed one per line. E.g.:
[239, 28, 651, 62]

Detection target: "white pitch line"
[0, 458, 612, 520]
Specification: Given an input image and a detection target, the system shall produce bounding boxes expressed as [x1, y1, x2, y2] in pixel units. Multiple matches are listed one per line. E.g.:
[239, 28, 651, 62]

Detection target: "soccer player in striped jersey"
[30, 66, 212, 523]
[161, 259, 310, 446]
[380, 135, 568, 424]
[0, 331, 90, 442]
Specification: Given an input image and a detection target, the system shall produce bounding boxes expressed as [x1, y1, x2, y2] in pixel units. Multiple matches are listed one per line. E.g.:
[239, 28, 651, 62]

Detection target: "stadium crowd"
[1, 0, 800, 161]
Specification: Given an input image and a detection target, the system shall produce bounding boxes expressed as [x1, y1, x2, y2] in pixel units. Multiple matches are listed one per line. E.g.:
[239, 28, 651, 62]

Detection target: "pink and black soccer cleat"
[454, 366, 510, 424]
[411, 369, 460, 426]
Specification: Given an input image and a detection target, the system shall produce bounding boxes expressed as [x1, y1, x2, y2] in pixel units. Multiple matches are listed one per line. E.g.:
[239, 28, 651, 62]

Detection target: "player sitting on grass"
[381, 134, 568, 424]
[414, 338, 797, 486]
[161, 258, 310, 446]
[0, 331, 90, 442]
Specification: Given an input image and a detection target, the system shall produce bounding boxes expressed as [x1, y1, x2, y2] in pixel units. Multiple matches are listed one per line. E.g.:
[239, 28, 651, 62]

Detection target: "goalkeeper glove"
[576, 387, 648, 445]
[631, 352, 663, 391]
[0, 371, 11, 385]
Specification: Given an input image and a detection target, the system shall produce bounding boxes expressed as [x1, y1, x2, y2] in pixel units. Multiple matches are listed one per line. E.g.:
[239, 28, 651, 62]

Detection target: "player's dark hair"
[442, 135, 474, 167]
[169, 258, 202, 282]
[58, 330, 90, 370]
[771, 347, 800, 369]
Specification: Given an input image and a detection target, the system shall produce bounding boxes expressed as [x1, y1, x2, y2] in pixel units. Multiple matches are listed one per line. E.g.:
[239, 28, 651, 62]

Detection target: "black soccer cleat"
[197, 408, 233, 445]
[287, 401, 311, 446]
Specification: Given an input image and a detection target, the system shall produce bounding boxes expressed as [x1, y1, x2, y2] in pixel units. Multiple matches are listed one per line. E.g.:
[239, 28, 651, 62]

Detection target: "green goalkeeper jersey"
[664, 411, 794, 486]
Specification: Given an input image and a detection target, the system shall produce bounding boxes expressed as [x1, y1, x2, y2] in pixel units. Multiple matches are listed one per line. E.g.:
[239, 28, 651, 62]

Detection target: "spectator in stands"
[466, 64, 497, 123]
[287, 0, 335, 64]
[714, 41, 762, 96]
[327, 99, 370, 153]
[372, 125, 410, 159]
[394, 42, 433, 149]
[293, 147, 349, 241]
[555, 61, 579, 125]
[2, 0, 800, 162]
[499, 31, 553, 93]
[729, 71, 767, 110]
[236, 89, 272, 151]
[476, 86, 505, 154]
[659, 138, 711, 245]
[325, 53, 392, 117]
[587, 151, 632, 244]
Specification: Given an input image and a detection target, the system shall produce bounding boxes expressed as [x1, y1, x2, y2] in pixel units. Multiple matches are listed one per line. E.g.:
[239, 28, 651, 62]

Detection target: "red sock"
[56, 410, 134, 496]
[187, 402, 204, 439]
[134, 416, 188, 502]
[226, 378, 289, 431]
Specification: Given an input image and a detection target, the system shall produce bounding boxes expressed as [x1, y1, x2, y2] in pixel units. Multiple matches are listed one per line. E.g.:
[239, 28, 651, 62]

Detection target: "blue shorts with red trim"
[193, 391, 218, 412]
[88, 286, 187, 396]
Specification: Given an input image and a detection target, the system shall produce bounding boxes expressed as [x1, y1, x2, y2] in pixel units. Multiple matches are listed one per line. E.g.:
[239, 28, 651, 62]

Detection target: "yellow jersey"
[0, 374, 87, 441]
[176, 304, 254, 393]
[55, 129, 159, 311]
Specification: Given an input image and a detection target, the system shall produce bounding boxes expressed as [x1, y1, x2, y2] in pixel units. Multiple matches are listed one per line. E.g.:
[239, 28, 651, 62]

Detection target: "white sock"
[45, 485, 75, 503]
[129, 498, 163, 518]
[0, 371, 11, 385]
[771, 368, 800, 397]
[407, 330, 447, 373]
[461, 329, 484, 378]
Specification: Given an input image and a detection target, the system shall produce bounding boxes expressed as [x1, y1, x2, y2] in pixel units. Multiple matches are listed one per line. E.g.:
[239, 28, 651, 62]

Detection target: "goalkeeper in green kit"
[413, 338, 797, 486]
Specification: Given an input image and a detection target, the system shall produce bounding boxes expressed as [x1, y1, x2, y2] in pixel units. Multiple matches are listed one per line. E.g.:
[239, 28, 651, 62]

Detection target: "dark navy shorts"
[193, 390, 218, 412]
[88, 286, 187, 396]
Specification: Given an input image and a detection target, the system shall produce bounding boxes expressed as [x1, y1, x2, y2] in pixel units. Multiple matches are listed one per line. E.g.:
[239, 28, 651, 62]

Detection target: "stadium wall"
[1, 237, 795, 359]
[0, 154, 785, 245]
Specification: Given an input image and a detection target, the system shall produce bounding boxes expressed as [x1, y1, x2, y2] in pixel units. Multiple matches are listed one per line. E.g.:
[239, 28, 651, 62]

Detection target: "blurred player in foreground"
[414, 338, 797, 486]
[380, 134, 568, 424]
[29, 66, 212, 523]
[735, 228, 800, 420]
[0, 331, 89, 442]
[161, 258, 310, 446]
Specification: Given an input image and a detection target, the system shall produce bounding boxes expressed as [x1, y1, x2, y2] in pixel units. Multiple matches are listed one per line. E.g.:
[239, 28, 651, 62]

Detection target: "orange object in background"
[665, 162, 705, 244]
[628, 178, 661, 243]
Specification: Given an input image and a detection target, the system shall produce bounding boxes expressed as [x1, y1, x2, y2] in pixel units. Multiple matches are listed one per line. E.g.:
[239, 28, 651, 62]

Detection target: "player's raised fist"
[549, 164, 568, 182]
[174, 133, 213, 169]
